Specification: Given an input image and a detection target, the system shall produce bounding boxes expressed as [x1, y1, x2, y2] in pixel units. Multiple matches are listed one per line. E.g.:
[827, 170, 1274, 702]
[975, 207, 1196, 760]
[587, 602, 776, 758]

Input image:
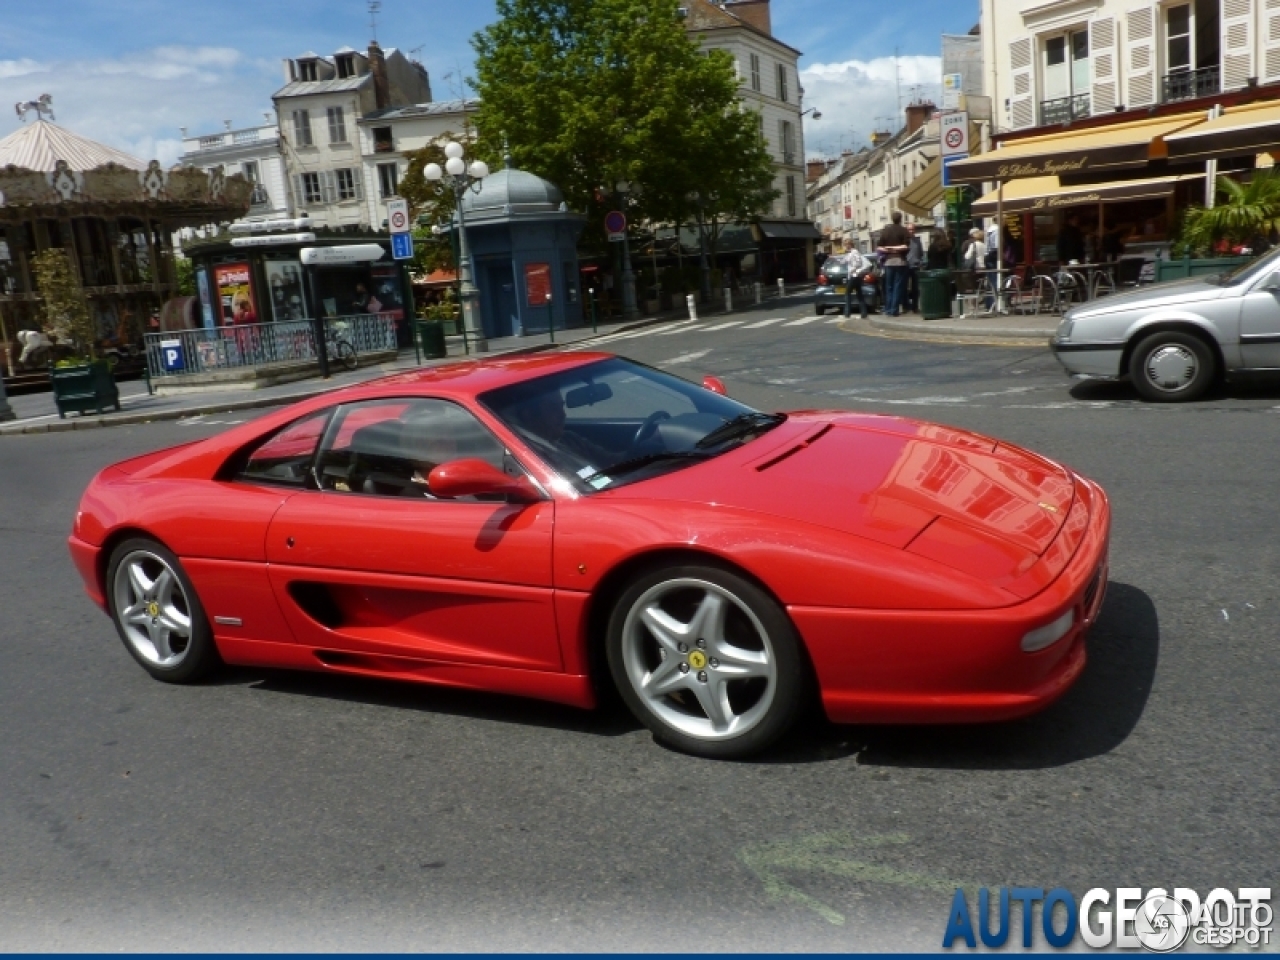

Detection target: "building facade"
[272, 42, 431, 230]
[983, 0, 1280, 134]
[177, 122, 290, 223]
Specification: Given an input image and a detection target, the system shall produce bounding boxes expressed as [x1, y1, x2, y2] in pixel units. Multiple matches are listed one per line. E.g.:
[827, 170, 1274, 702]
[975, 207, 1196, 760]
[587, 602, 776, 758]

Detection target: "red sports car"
[69, 353, 1109, 759]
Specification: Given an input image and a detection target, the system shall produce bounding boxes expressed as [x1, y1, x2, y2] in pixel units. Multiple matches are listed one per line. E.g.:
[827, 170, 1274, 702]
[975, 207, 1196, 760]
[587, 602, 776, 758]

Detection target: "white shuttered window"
[1008, 37, 1035, 129]
[1125, 5, 1157, 107]
[1222, 0, 1256, 90]
[1091, 15, 1118, 113]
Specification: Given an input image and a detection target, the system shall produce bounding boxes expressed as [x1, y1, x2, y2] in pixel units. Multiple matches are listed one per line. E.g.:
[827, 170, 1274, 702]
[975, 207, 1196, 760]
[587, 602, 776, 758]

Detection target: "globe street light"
[425, 141, 491, 352]
[614, 180, 640, 321]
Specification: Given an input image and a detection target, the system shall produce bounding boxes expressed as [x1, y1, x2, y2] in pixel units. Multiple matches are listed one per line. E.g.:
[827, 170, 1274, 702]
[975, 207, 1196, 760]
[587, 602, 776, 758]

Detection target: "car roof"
[336, 350, 616, 402]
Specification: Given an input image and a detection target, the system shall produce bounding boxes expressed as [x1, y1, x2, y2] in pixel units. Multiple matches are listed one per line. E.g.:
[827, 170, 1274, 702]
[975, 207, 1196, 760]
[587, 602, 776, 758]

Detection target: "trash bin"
[919, 269, 951, 321]
[416, 319, 447, 360]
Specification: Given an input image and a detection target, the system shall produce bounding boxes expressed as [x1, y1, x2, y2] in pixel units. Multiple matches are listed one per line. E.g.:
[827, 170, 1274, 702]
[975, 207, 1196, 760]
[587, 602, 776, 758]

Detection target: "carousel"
[0, 95, 251, 398]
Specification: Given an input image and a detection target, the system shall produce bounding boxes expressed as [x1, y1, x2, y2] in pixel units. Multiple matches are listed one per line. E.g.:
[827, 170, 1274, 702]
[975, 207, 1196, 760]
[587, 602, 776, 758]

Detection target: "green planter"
[50, 360, 121, 418]
[415, 320, 447, 360]
[1155, 255, 1251, 282]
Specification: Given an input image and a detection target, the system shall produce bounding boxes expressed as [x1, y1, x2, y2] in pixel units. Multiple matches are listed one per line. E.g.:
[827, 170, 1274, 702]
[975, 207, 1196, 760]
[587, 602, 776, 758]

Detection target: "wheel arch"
[1121, 320, 1225, 382]
[96, 526, 168, 603]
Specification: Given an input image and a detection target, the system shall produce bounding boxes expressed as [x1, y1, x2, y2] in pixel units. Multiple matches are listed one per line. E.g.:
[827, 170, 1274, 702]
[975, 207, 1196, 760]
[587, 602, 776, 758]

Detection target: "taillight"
[817, 273, 828, 286]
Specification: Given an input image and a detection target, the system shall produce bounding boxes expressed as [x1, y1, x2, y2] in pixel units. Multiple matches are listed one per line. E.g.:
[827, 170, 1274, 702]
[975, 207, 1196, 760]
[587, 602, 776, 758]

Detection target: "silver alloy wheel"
[111, 549, 193, 668]
[1145, 344, 1199, 393]
[619, 577, 776, 741]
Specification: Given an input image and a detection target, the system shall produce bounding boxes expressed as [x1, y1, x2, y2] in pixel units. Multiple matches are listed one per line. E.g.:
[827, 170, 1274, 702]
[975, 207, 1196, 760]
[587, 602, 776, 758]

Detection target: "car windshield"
[480, 357, 784, 493]
[1213, 247, 1280, 286]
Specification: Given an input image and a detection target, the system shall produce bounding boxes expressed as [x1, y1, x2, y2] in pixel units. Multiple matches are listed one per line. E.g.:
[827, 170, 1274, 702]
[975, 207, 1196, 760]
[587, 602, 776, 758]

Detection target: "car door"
[264, 396, 561, 671]
[1239, 270, 1280, 368]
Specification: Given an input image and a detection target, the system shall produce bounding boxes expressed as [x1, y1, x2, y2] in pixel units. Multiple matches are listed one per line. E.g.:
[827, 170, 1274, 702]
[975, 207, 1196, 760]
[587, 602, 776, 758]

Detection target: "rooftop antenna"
[894, 46, 901, 116]
[409, 44, 424, 63]
[368, 0, 381, 42]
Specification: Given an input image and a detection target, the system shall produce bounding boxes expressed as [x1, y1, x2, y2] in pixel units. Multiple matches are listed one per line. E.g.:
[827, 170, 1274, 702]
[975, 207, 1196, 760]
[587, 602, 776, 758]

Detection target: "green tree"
[1177, 172, 1280, 255]
[175, 255, 196, 296]
[470, 0, 777, 242]
[32, 249, 96, 359]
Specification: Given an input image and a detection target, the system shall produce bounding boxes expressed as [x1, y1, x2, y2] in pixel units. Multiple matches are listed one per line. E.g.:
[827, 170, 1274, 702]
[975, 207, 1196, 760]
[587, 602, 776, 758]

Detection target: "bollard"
[754, 282, 762, 305]
[686, 293, 698, 321]
[777, 278, 785, 298]
[589, 287, 598, 332]
[723, 287, 732, 313]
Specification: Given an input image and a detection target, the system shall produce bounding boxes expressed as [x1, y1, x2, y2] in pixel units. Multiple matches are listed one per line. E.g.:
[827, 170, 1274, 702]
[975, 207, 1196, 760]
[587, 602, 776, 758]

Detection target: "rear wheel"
[606, 563, 806, 759]
[814, 303, 825, 316]
[106, 538, 220, 683]
[1129, 330, 1215, 402]
[333, 340, 358, 371]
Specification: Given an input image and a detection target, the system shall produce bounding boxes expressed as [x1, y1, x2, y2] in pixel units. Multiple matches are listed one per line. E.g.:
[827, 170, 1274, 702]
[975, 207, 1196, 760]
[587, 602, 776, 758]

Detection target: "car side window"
[236, 409, 331, 487]
[314, 397, 516, 499]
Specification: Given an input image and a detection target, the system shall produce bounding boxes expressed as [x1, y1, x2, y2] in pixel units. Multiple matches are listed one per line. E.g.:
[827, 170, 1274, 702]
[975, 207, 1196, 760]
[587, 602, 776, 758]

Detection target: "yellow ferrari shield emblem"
[146, 601, 160, 618]
[688, 650, 708, 670]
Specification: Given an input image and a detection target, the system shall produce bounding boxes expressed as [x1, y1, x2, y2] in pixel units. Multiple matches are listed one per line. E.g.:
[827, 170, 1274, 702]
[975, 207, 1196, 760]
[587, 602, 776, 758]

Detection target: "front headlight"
[1055, 316, 1075, 341]
[1021, 609, 1075, 652]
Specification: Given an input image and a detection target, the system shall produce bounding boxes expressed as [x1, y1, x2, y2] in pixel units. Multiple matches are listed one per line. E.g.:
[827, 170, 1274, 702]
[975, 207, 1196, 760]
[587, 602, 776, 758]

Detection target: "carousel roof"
[0, 120, 145, 173]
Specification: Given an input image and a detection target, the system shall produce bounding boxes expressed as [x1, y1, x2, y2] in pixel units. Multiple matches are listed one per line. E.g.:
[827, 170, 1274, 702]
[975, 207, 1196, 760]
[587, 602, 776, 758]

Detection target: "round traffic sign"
[389, 209, 409, 231]
[945, 127, 964, 149]
[604, 210, 627, 234]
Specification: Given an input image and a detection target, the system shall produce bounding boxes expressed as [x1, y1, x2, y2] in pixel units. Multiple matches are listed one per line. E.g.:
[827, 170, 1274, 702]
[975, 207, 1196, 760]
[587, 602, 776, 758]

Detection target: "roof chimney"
[723, 0, 771, 35]
[904, 101, 935, 135]
[368, 41, 390, 109]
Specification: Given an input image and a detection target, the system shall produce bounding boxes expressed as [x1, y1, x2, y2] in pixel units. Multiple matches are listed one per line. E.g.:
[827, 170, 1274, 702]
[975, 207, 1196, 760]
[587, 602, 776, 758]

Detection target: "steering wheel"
[632, 410, 671, 447]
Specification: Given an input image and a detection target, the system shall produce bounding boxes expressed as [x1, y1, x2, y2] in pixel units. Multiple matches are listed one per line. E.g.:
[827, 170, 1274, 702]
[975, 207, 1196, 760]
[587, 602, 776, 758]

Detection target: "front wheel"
[814, 304, 825, 316]
[1128, 330, 1215, 402]
[606, 563, 806, 759]
[333, 340, 358, 371]
[106, 538, 220, 683]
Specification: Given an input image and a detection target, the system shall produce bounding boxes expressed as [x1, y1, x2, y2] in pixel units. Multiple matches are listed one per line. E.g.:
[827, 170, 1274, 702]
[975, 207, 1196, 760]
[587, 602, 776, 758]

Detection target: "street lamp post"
[688, 192, 712, 304]
[615, 180, 640, 321]
[425, 141, 491, 352]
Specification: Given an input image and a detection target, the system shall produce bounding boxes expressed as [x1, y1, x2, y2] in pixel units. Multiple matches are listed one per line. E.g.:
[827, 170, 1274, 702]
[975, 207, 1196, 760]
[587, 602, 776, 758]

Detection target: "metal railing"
[144, 315, 397, 379]
[1162, 65, 1220, 103]
[1039, 93, 1091, 125]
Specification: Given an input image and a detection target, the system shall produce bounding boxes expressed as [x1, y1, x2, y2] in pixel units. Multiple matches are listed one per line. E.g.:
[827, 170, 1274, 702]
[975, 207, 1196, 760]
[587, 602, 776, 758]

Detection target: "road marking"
[738, 831, 969, 926]
[782, 317, 818, 326]
[662, 349, 712, 365]
[700, 321, 744, 332]
[659, 324, 704, 335]
[825, 316, 846, 323]
[743, 317, 785, 329]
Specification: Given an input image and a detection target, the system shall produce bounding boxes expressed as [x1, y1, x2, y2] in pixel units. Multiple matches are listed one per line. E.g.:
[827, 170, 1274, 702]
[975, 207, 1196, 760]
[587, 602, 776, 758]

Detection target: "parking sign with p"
[160, 339, 185, 372]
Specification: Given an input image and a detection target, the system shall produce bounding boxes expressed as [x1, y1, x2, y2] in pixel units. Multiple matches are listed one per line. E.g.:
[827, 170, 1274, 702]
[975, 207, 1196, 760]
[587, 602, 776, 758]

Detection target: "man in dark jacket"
[905, 222, 925, 313]
[877, 211, 911, 317]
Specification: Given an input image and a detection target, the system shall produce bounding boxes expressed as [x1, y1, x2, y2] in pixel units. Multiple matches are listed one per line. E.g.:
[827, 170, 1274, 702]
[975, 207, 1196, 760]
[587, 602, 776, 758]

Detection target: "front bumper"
[67, 534, 108, 612]
[1049, 336, 1125, 379]
[794, 475, 1111, 725]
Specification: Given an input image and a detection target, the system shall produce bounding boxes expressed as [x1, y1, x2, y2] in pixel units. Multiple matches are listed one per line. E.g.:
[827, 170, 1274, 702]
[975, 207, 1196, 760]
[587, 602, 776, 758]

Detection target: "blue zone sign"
[391, 232, 414, 260]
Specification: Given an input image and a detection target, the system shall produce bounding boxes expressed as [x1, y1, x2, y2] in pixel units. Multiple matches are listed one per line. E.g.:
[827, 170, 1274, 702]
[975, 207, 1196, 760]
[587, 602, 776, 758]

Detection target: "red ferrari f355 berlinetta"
[69, 353, 1109, 758]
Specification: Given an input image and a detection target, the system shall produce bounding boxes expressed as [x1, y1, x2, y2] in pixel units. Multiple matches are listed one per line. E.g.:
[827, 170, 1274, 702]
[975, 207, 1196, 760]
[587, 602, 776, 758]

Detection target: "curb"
[870, 316, 1055, 339]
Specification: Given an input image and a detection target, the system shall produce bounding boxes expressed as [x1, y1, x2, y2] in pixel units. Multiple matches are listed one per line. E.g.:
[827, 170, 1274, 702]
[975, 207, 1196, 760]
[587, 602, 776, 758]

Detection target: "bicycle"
[324, 320, 358, 371]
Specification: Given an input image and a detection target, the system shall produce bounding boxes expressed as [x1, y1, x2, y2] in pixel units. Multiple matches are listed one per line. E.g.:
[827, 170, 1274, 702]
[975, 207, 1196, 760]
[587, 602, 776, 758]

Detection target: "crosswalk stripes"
[782, 317, 818, 327]
[658, 323, 705, 335]
[825, 316, 846, 323]
[700, 321, 744, 332]
[742, 317, 785, 329]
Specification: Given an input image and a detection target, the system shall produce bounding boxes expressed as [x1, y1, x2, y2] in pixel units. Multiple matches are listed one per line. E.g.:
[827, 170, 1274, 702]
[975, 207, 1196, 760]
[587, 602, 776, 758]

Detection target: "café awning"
[1164, 100, 1280, 161]
[898, 155, 943, 218]
[946, 113, 1204, 185]
[970, 173, 1200, 217]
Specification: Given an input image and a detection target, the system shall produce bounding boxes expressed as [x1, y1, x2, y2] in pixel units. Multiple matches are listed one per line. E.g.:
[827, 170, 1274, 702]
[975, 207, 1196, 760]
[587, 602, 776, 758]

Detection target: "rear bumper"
[795, 477, 1110, 725]
[68, 534, 108, 612]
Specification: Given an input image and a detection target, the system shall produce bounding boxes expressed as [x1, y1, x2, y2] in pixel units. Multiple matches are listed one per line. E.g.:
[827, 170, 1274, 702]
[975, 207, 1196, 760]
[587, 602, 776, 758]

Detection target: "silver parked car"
[1050, 249, 1280, 402]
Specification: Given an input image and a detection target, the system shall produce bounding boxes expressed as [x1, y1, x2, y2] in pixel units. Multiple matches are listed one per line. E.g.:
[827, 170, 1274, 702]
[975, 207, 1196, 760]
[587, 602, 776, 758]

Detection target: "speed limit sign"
[386, 198, 410, 234]
[940, 111, 970, 158]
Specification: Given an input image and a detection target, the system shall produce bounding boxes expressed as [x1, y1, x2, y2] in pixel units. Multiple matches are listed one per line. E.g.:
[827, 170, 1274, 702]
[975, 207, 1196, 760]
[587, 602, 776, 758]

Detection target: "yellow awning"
[1164, 101, 1280, 161]
[898, 155, 943, 218]
[947, 113, 1205, 184]
[970, 174, 1199, 217]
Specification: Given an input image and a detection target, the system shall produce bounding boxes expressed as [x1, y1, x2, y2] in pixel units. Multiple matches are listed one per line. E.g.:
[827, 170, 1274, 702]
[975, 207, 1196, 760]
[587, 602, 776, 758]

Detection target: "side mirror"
[702, 375, 727, 396]
[427, 458, 542, 502]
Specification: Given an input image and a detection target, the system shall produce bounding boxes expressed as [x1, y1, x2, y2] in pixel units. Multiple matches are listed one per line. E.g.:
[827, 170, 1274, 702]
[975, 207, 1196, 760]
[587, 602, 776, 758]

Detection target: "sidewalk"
[857, 308, 1059, 344]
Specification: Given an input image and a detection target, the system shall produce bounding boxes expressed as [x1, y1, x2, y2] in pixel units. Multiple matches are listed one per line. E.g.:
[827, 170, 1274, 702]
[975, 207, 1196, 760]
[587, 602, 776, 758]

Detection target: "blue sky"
[0, 1, 979, 163]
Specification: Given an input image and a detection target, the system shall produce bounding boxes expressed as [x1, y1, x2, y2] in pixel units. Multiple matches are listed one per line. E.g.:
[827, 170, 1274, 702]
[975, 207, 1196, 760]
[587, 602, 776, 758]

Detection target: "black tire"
[105, 537, 220, 683]
[605, 562, 806, 759]
[334, 341, 358, 371]
[815, 304, 825, 316]
[1128, 330, 1215, 403]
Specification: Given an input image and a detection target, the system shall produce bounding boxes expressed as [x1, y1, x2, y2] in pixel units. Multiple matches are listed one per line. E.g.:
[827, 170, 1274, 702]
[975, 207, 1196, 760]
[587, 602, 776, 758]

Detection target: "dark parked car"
[815, 256, 879, 315]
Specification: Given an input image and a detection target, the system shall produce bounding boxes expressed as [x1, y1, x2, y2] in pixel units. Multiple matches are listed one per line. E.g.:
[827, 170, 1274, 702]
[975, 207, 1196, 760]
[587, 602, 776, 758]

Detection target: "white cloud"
[800, 55, 943, 158]
[0, 46, 278, 167]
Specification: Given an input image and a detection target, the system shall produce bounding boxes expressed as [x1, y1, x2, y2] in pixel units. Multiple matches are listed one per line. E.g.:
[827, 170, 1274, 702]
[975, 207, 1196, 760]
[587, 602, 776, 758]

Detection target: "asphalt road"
[2, 309, 1277, 950]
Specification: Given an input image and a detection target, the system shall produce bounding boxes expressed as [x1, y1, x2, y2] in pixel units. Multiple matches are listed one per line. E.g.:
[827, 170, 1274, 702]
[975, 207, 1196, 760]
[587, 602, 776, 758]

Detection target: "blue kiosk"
[457, 163, 586, 339]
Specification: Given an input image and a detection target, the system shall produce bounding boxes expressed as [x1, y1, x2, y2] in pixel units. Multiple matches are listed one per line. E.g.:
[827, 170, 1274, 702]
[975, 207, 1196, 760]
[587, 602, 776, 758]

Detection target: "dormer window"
[336, 55, 355, 78]
[298, 59, 318, 82]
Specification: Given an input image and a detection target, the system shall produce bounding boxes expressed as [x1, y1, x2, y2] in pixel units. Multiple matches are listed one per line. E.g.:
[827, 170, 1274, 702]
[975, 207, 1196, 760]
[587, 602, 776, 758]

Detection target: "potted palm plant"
[34, 249, 121, 418]
[1165, 172, 1280, 280]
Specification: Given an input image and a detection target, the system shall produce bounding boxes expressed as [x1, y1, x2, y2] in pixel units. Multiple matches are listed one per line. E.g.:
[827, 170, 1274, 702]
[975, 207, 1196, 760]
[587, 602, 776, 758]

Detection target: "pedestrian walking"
[925, 229, 952, 270]
[905, 222, 924, 313]
[876, 211, 911, 317]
